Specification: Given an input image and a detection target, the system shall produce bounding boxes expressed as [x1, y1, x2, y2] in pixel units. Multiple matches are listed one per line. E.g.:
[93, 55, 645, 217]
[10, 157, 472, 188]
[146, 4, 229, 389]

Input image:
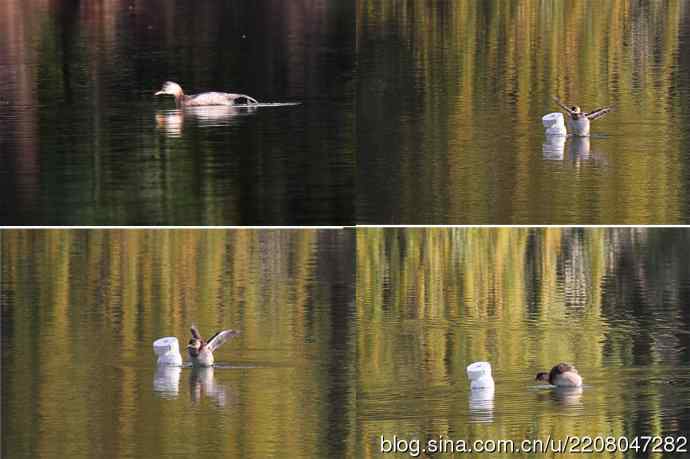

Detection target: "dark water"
[357, 228, 690, 458]
[1, 230, 356, 458]
[356, 1, 690, 224]
[0, 0, 355, 225]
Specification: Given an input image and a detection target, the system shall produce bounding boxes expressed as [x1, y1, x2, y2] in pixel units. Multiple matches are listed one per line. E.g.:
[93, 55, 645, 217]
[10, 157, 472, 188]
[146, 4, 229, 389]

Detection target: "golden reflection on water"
[2, 230, 355, 458]
[356, 228, 690, 458]
[357, 0, 690, 223]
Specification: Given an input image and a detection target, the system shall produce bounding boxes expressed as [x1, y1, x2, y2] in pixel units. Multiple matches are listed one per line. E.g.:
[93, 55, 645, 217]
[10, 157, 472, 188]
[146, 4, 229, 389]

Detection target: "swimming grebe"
[536, 363, 583, 387]
[155, 81, 258, 108]
[187, 325, 240, 366]
[553, 97, 611, 136]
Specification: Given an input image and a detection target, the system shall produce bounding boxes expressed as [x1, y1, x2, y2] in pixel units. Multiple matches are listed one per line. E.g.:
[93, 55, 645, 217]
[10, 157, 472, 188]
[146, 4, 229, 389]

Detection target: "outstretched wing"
[553, 97, 576, 115]
[586, 106, 612, 121]
[206, 329, 240, 352]
[190, 325, 203, 341]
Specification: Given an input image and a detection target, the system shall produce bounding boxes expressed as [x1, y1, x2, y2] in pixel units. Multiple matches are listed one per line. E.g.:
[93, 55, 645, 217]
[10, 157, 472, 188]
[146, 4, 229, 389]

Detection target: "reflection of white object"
[153, 365, 182, 398]
[543, 135, 566, 160]
[469, 386, 495, 423]
[153, 337, 183, 366]
[542, 112, 567, 136]
[466, 361, 495, 390]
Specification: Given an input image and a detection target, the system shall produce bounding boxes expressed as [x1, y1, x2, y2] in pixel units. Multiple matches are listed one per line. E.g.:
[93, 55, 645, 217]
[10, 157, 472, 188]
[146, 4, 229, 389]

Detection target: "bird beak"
[155, 91, 165, 96]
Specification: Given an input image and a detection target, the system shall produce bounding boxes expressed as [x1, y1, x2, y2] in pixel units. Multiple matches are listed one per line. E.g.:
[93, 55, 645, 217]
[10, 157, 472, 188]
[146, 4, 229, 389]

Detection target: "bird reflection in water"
[535, 386, 584, 411]
[155, 105, 258, 137]
[189, 366, 231, 407]
[568, 137, 591, 161]
[551, 386, 584, 407]
[543, 135, 608, 166]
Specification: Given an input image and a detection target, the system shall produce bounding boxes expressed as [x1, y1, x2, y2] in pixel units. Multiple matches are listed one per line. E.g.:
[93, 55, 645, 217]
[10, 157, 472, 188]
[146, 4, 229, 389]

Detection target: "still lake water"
[2, 229, 690, 458]
[0, 1, 355, 225]
[357, 1, 690, 224]
[357, 229, 690, 458]
[1, 230, 356, 458]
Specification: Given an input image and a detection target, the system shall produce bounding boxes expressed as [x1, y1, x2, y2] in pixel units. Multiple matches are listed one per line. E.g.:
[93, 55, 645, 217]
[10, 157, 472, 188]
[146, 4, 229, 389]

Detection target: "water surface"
[1, 230, 356, 458]
[357, 228, 690, 457]
[356, 1, 690, 224]
[0, 0, 355, 225]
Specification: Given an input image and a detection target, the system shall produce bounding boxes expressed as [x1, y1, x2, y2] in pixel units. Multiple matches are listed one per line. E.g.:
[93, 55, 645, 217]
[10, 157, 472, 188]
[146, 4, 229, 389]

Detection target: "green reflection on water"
[357, 0, 690, 224]
[356, 228, 690, 458]
[1, 1, 355, 225]
[2, 230, 355, 458]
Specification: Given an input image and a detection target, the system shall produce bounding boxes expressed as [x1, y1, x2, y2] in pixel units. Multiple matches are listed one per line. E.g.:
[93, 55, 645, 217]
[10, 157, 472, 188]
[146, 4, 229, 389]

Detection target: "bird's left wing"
[586, 106, 612, 120]
[206, 329, 240, 352]
[190, 325, 203, 341]
[553, 97, 576, 115]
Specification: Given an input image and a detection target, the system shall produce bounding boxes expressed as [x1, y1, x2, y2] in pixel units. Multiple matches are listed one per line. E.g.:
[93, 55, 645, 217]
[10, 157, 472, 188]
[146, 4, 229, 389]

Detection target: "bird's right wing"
[206, 329, 240, 352]
[553, 97, 576, 115]
[586, 106, 612, 120]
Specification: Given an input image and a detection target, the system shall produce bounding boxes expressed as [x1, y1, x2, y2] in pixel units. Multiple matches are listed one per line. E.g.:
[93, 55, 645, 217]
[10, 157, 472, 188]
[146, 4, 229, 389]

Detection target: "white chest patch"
[195, 349, 215, 366]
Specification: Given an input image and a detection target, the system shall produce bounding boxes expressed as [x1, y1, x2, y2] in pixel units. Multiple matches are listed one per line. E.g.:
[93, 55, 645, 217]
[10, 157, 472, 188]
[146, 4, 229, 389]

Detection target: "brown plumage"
[536, 362, 583, 387]
[187, 325, 240, 366]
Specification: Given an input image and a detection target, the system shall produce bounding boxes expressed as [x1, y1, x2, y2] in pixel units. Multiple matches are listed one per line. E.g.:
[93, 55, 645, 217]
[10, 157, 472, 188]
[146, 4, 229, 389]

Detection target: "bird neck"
[174, 94, 187, 108]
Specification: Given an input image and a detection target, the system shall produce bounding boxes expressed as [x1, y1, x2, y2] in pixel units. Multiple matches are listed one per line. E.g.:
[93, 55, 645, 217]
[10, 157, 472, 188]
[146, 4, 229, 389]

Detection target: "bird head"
[155, 81, 184, 98]
[535, 372, 550, 382]
[187, 338, 202, 354]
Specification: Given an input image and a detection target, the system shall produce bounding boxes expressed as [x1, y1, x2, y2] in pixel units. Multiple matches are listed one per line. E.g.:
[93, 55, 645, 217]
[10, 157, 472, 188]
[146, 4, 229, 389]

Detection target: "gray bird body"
[187, 326, 240, 367]
[536, 362, 583, 387]
[568, 116, 591, 136]
[189, 345, 216, 366]
[185, 91, 258, 107]
[553, 97, 612, 137]
[156, 81, 258, 108]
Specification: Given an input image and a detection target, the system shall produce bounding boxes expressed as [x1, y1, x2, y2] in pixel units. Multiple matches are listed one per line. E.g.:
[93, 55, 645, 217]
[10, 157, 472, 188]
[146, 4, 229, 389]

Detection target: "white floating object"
[153, 336, 183, 366]
[542, 112, 567, 136]
[466, 361, 495, 390]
